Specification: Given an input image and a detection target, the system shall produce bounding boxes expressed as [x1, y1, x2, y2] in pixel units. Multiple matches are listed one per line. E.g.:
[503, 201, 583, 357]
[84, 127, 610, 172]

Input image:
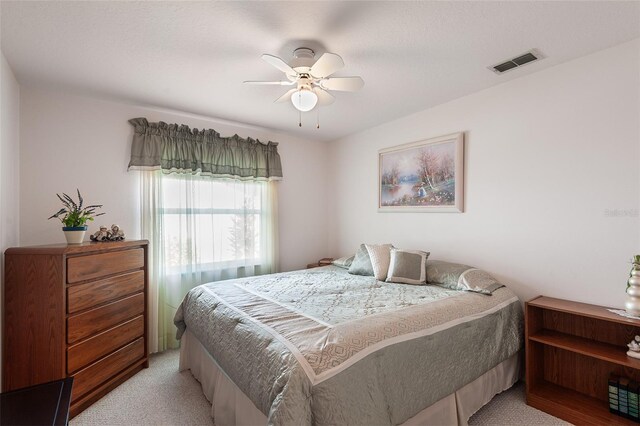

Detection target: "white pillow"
[365, 243, 394, 281]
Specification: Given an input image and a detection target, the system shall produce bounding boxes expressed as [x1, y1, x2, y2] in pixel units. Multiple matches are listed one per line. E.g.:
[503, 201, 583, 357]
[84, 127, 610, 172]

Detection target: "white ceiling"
[2, 1, 639, 141]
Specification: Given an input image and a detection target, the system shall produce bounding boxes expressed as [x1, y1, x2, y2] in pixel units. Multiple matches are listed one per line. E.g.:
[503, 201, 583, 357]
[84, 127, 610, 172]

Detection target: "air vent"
[493, 61, 518, 73]
[490, 50, 543, 74]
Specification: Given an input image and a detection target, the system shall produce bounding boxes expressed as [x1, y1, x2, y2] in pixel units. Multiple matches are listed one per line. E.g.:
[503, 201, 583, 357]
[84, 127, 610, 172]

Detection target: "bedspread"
[174, 266, 523, 426]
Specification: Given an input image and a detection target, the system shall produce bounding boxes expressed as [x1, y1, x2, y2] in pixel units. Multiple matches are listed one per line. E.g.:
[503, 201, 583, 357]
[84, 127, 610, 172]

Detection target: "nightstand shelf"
[528, 380, 634, 425]
[526, 296, 640, 425]
[529, 329, 640, 369]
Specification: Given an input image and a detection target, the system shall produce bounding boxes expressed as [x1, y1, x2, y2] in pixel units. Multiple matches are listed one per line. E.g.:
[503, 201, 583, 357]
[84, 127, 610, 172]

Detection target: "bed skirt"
[179, 329, 521, 426]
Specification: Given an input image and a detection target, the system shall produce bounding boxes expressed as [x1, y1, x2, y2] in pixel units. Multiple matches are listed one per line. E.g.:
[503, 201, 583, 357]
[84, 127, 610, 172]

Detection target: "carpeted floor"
[71, 350, 567, 426]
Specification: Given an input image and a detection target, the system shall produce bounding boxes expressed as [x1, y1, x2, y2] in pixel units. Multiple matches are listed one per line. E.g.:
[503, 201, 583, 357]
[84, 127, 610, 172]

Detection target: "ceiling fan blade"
[321, 76, 364, 92]
[313, 87, 335, 106]
[274, 88, 297, 103]
[261, 54, 296, 76]
[244, 80, 295, 86]
[310, 53, 344, 78]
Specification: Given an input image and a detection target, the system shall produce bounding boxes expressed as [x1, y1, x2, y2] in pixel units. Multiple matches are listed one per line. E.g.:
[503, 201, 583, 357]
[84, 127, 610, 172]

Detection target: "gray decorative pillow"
[332, 255, 354, 269]
[348, 244, 374, 276]
[386, 249, 430, 285]
[427, 260, 504, 295]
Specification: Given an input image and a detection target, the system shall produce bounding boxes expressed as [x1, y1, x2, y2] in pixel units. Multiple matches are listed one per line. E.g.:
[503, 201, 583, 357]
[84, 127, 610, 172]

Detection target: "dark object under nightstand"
[1, 378, 73, 426]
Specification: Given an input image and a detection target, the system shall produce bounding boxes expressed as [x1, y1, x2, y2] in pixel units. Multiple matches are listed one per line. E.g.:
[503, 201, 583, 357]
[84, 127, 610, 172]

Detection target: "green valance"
[127, 118, 283, 181]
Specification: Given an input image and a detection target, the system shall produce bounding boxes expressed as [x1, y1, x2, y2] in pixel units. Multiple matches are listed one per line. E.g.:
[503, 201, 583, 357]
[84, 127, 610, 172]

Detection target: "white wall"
[19, 88, 329, 272]
[1, 51, 21, 382]
[328, 39, 640, 308]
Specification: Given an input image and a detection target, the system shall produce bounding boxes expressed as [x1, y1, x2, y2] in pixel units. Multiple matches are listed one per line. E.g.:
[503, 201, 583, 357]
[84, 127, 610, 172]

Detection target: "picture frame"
[378, 132, 464, 213]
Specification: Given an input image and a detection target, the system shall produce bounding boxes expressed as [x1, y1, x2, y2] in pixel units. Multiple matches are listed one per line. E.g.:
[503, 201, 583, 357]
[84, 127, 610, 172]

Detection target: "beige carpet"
[71, 350, 567, 426]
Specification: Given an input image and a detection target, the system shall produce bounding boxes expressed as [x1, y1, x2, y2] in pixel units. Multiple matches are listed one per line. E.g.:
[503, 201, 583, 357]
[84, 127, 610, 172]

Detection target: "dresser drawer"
[67, 248, 144, 284]
[67, 293, 144, 344]
[71, 337, 144, 402]
[67, 270, 144, 314]
[67, 315, 144, 374]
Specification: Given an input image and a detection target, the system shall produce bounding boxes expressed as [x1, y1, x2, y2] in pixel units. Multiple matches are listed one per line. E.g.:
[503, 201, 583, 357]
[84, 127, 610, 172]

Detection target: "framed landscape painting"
[379, 132, 464, 212]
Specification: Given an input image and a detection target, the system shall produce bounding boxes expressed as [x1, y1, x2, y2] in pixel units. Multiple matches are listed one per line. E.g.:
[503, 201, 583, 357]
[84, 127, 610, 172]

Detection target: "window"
[160, 174, 268, 274]
[139, 170, 278, 351]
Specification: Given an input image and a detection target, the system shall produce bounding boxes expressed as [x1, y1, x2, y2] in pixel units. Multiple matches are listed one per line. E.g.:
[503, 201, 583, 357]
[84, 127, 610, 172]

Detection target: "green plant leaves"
[48, 189, 105, 227]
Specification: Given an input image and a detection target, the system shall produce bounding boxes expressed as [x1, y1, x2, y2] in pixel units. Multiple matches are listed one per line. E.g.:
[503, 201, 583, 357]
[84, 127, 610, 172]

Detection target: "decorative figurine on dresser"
[2, 240, 149, 418]
[90, 224, 126, 242]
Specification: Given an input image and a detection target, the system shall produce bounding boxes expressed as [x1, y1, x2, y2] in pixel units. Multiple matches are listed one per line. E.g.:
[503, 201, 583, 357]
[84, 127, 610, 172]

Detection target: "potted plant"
[48, 190, 105, 244]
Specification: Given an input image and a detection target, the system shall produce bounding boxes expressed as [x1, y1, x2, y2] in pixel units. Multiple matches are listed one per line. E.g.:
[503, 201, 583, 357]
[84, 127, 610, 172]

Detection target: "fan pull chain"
[316, 108, 320, 129]
[298, 109, 302, 127]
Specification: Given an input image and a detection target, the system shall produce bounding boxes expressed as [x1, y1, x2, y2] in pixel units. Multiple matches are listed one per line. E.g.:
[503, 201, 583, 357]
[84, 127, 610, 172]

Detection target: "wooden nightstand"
[307, 258, 334, 269]
[525, 296, 640, 425]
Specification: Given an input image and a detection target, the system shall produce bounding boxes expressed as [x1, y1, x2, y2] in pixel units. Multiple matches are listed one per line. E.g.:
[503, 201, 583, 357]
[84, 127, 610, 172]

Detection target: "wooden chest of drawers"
[2, 240, 149, 418]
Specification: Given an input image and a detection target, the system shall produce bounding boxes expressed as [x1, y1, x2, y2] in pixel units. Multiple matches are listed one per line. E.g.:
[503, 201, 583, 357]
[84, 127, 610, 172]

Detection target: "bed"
[174, 265, 523, 426]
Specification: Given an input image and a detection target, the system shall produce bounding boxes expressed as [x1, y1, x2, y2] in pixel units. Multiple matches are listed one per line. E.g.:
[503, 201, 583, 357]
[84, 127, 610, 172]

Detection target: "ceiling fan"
[244, 48, 364, 115]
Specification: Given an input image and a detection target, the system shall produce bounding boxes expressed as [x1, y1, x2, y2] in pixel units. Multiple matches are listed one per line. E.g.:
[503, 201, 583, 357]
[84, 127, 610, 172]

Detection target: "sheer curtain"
[142, 171, 279, 352]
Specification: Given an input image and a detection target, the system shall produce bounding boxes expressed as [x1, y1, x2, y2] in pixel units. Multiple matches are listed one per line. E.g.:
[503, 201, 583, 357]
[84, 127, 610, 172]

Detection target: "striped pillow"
[365, 243, 394, 281]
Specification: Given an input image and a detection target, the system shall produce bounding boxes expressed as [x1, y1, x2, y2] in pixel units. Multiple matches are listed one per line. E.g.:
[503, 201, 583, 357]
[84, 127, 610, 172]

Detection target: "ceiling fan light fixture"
[291, 88, 318, 112]
[248, 48, 364, 123]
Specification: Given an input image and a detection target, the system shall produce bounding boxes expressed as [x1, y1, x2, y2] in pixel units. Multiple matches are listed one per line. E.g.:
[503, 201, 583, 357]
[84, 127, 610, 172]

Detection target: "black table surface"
[1, 378, 73, 426]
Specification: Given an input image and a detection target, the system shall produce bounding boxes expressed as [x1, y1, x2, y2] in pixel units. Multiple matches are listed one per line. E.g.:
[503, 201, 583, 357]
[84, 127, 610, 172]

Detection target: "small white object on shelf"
[627, 335, 640, 359]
